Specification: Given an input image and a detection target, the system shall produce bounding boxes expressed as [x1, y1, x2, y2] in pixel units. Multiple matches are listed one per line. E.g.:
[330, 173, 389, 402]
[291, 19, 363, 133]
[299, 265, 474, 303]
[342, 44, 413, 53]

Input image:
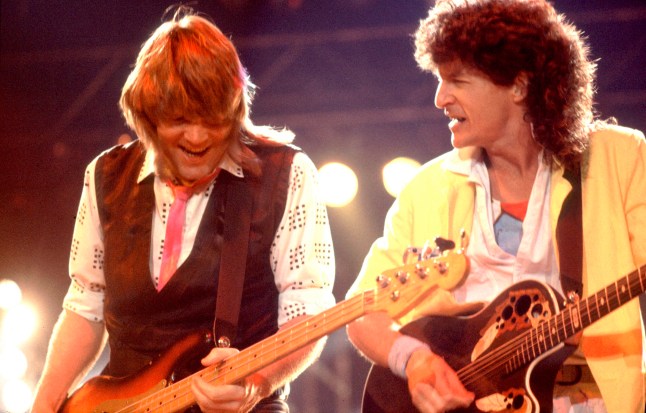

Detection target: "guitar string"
[117, 257, 458, 411]
[116, 265, 643, 410]
[457, 269, 644, 387]
[117, 294, 367, 411]
[120, 287, 413, 411]
[457, 284, 605, 386]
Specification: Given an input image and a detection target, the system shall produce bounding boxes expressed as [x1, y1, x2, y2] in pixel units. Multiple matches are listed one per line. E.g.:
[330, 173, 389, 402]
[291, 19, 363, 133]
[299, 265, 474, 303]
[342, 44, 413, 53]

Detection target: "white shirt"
[63, 143, 336, 327]
[447, 153, 561, 303]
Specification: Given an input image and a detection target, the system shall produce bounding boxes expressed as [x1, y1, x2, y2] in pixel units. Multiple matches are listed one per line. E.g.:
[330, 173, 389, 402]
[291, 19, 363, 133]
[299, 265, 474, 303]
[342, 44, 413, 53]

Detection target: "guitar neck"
[209, 293, 369, 384]
[552, 264, 646, 341]
[124, 292, 373, 411]
[119, 252, 467, 412]
[506, 265, 646, 374]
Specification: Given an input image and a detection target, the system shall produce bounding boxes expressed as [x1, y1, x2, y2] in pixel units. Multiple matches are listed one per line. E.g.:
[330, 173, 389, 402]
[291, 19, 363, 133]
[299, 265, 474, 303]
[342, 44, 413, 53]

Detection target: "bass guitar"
[60, 241, 468, 412]
[362, 264, 646, 413]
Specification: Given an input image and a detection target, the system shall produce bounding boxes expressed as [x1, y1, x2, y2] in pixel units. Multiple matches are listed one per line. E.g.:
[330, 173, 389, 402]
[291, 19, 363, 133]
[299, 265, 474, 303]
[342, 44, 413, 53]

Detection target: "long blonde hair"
[120, 7, 293, 175]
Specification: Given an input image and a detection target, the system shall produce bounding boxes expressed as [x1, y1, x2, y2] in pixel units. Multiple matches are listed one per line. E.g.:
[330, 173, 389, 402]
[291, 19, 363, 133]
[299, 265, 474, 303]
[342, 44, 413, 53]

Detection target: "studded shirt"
[63, 144, 336, 327]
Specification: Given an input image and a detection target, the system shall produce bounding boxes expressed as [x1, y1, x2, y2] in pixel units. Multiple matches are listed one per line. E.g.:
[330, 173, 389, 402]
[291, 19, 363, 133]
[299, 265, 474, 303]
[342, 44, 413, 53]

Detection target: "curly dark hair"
[415, 0, 597, 170]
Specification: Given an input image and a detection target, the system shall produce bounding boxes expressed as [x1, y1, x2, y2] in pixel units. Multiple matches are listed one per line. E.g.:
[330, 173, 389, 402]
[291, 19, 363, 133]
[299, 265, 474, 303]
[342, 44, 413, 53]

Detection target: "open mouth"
[180, 145, 209, 157]
[449, 116, 466, 128]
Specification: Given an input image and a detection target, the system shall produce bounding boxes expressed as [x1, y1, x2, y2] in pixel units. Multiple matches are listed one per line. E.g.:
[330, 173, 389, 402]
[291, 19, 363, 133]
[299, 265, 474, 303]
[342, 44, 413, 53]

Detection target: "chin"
[450, 135, 463, 148]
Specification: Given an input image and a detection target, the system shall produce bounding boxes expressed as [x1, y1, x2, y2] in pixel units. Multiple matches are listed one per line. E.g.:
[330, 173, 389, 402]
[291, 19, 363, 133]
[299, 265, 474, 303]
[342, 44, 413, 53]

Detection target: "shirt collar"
[441, 146, 483, 177]
[440, 146, 548, 184]
[137, 149, 245, 184]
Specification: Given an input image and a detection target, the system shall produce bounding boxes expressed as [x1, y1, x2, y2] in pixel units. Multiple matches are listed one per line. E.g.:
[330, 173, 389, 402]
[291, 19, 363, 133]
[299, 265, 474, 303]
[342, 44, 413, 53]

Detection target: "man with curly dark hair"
[347, 1, 645, 412]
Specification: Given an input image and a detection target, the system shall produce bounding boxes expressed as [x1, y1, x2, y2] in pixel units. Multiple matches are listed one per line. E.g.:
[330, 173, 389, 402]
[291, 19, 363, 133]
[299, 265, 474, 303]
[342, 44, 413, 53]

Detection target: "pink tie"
[158, 184, 192, 291]
[157, 169, 220, 291]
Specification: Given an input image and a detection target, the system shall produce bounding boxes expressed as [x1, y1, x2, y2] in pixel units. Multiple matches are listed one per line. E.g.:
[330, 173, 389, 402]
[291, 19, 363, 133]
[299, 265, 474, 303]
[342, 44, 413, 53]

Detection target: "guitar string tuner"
[376, 274, 390, 288]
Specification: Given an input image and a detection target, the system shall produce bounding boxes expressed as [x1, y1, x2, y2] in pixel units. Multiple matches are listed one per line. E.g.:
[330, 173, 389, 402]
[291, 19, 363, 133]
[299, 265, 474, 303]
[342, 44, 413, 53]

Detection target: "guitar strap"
[214, 176, 252, 347]
[556, 168, 583, 299]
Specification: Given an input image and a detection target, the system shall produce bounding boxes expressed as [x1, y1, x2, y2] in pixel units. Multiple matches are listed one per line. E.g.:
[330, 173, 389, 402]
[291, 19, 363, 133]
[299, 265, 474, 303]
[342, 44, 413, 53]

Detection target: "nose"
[434, 80, 452, 109]
[184, 124, 207, 142]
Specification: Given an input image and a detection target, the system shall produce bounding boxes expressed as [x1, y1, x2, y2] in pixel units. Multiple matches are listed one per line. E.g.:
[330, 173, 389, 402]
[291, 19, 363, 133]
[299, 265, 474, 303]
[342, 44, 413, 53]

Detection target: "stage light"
[0, 347, 27, 380]
[0, 280, 22, 310]
[1, 379, 33, 413]
[382, 157, 421, 198]
[318, 162, 358, 208]
[1, 303, 37, 346]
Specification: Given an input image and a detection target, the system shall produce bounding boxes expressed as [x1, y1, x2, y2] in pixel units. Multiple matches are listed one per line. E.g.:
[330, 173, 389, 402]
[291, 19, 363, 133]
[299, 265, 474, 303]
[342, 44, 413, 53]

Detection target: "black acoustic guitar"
[59, 246, 469, 412]
[362, 264, 646, 413]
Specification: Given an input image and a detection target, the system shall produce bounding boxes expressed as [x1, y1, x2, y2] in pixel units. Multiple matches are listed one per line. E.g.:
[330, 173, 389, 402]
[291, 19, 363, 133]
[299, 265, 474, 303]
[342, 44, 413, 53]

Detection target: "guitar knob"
[415, 263, 429, 278]
[396, 271, 410, 284]
[435, 262, 448, 274]
[376, 274, 390, 288]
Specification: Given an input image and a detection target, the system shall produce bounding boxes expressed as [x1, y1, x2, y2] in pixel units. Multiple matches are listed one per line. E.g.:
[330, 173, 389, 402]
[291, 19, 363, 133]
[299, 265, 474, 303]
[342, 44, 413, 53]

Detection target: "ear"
[511, 72, 529, 103]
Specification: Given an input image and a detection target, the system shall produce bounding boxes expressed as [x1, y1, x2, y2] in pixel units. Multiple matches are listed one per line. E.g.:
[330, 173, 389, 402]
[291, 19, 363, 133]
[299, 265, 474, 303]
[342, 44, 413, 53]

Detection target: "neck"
[484, 143, 541, 203]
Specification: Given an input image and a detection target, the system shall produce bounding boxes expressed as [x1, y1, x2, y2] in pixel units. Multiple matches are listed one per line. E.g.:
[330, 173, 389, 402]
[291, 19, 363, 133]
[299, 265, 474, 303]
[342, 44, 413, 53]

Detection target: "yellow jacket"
[348, 125, 646, 412]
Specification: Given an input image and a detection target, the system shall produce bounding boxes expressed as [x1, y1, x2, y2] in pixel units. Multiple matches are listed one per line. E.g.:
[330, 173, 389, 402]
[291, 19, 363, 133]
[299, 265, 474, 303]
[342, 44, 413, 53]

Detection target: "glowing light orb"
[2, 379, 33, 413]
[0, 280, 21, 310]
[382, 157, 421, 197]
[0, 347, 28, 380]
[1, 303, 37, 346]
[318, 162, 358, 207]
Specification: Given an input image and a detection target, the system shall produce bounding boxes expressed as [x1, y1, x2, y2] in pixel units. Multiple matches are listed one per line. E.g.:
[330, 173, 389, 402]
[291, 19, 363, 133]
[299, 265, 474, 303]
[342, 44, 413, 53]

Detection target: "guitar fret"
[580, 295, 592, 329]
[616, 277, 630, 306]
[630, 271, 642, 298]
[538, 322, 549, 351]
[556, 310, 566, 342]
[522, 336, 530, 365]
[529, 329, 538, 360]
[597, 290, 610, 318]
[509, 345, 522, 373]
[546, 317, 556, 348]
[608, 283, 620, 311]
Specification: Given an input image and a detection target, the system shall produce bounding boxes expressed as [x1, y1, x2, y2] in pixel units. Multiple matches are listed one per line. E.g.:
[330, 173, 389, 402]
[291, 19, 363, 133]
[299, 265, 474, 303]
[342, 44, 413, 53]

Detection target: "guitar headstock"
[367, 248, 469, 319]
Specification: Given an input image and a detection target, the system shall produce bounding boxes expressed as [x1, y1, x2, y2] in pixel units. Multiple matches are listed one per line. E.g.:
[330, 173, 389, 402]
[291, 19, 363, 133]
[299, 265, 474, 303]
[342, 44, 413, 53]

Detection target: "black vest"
[94, 141, 296, 377]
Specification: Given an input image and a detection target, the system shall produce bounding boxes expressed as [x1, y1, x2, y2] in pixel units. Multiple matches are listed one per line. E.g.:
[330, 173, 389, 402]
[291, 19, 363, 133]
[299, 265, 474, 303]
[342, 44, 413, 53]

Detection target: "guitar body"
[363, 280, 577, 413]
[59, 330, 213, 413]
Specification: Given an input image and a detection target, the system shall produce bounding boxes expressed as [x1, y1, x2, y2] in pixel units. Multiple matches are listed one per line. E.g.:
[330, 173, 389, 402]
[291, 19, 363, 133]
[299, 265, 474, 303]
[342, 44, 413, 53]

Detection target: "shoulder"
[92, 141, 147, 184]
[252, 142, 301, 158]
[94, 140, 146, 164]
[589, 124, 645, 148]
[403, 148, 474, 193]
[585, 124, 646, 176]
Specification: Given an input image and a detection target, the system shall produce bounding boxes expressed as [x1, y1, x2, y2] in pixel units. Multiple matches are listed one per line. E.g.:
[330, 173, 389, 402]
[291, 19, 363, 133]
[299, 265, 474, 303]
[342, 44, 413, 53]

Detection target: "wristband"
[387, 335, 431, 379]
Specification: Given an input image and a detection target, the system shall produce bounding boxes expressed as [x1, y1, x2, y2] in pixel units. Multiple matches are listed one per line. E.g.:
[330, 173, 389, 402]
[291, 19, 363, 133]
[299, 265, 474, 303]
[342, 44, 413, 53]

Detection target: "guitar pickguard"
[472, 286, 555, 361]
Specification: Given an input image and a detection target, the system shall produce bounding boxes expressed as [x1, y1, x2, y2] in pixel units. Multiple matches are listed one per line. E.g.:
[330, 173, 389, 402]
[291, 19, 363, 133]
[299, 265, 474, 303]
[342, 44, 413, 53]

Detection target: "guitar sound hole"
[514, 294, 531, 316]
[513, 394, 524, 409]
[502, 305, 514, 320]
[531, 303, 544, 318]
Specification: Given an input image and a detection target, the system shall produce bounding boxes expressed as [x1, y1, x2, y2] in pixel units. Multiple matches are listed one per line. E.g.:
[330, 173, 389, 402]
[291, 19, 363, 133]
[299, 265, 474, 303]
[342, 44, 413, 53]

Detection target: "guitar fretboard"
[511, 264, 646, 372]
[118, 293, 368, 412]
[457, 265, 645, 387]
